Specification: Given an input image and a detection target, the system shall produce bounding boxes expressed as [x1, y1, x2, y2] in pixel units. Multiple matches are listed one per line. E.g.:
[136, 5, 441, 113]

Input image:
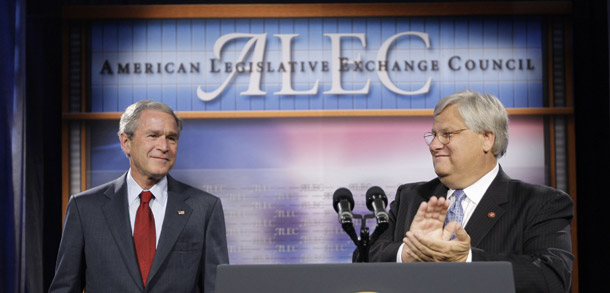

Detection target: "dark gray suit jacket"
[49, 173, 229, 292]
[368, 168, 574, 292]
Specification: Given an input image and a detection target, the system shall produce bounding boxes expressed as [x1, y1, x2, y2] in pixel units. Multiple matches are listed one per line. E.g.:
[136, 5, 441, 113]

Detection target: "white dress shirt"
[397, 163, 499, 262]
[127, 169, 168, 247]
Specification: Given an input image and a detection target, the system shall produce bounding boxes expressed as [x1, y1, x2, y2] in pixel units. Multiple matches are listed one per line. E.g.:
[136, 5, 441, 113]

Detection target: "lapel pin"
[488, 212, 496, 218]
[178, 210, 185, 215]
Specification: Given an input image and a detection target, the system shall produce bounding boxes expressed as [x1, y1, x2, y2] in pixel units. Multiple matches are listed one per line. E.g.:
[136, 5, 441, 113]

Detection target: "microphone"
[333, 188, 355, 225]
[366, 186, 389, 225]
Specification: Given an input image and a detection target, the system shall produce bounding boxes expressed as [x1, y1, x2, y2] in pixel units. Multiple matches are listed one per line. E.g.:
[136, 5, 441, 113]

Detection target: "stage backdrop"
[65, 11, 560, 264]
[88, 116, 545, 263]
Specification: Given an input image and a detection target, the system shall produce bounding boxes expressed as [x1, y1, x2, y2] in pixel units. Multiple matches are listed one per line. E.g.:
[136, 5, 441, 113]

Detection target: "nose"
[157, 136, 169, 152]
[429, 134, 444, 151]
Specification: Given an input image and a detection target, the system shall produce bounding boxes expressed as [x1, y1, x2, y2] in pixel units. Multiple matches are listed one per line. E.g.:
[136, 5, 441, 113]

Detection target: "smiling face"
[120, 109, 179, 189]
[429, 104, 497, 189]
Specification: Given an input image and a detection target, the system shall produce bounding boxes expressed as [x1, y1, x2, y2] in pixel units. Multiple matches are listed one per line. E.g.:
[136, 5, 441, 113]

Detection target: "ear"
[481, 131, 495, 154]
[119, 133, 131, 157]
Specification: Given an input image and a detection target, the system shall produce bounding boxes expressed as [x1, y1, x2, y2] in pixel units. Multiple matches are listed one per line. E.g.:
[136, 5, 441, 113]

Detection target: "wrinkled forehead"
[136, 110, 179, 130]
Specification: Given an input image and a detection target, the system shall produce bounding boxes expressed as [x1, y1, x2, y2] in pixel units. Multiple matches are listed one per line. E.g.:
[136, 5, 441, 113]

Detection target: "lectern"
[216, 262, 515, 293]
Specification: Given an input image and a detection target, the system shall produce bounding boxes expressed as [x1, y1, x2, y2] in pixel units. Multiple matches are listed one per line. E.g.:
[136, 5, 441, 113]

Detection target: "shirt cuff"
[396, 243, 405, 263]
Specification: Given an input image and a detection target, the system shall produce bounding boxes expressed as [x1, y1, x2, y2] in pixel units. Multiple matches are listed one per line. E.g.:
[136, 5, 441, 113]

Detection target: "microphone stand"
[340, 218, 359, 251]
[350, 214, 388, 263]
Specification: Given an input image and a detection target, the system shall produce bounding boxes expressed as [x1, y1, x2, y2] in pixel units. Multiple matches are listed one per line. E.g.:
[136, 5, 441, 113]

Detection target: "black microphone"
[333, 187, 355, 225]
[366, 186, 389, 225]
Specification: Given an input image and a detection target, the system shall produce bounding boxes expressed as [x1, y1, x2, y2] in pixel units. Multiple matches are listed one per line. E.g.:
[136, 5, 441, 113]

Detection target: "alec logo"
[98, 32, 537, 102]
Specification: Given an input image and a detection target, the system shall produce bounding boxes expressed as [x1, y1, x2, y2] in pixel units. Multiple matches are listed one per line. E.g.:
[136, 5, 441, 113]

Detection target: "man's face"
[120, 109, 179, 187]
[429, 104, 494, 189]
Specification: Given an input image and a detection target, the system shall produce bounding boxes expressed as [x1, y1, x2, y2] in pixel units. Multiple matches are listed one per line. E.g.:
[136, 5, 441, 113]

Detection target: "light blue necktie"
[444, 189, 466, 239]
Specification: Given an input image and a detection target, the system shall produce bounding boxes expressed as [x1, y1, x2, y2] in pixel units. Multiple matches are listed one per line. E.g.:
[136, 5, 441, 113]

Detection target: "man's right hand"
[401, 196, 449, 262]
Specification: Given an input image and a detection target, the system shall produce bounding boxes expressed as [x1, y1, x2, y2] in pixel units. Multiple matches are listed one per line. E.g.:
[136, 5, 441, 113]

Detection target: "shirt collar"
[126, 169, 168, 207]
[448, 163, 499, 204]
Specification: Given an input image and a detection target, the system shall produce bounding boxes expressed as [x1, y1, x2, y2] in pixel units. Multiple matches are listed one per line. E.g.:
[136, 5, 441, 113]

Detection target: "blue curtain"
[1, 0, 26, 292]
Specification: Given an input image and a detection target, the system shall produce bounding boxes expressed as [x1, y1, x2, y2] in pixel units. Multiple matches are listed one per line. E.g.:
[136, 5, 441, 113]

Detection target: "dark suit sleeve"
[200, 197, 229, 293]
[49, 196, 86, 293]
[471, 187, 574, 293]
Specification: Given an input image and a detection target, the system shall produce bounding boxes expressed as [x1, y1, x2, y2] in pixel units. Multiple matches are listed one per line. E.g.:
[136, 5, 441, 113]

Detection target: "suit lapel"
[465, 169, 510, 247]
[432, 183, 449, 200]
[101, 174, 144, 291]
[147, 176, 193, 283]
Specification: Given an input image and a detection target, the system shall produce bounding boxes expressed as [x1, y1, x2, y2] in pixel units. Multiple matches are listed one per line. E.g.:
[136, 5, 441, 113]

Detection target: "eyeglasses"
[423, 128, 468, 145]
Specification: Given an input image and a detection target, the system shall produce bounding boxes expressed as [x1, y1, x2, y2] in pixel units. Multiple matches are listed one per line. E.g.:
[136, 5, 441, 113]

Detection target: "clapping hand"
[401, 196, 470, 262]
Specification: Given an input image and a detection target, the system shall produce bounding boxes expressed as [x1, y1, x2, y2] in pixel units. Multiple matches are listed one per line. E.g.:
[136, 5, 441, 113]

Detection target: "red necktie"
[134, 191, 156, 286]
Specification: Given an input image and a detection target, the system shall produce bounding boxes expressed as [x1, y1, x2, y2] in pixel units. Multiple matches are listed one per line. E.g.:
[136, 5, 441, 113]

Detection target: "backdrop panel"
[88, 116, 545, 263]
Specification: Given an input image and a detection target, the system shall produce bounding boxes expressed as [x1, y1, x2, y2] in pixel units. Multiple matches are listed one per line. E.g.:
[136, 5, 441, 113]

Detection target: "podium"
[216, 262, 515, 293]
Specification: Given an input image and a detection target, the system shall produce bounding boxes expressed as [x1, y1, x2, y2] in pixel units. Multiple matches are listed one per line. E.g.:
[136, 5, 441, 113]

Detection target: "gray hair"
[117, 100, 183, 140]
[434, 90, 509, 158]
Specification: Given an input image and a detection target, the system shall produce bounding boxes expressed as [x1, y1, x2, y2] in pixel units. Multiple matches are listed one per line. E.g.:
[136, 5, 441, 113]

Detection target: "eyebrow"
[145, 129, 179, 137]
[431, 128, 461, 133]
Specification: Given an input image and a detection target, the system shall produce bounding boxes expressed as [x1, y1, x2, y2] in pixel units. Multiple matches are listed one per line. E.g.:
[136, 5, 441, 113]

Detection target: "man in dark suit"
[49, 100, 229, 292]
[368, 90, 573, 292]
